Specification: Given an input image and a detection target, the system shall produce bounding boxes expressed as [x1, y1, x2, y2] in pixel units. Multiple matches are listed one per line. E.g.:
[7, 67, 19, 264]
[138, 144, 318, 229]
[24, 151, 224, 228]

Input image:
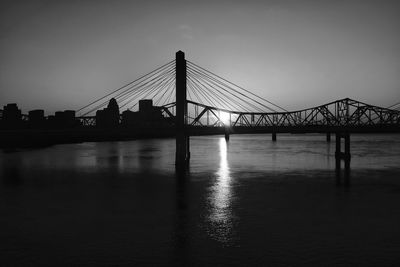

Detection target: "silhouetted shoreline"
[0, 128, 176, 148]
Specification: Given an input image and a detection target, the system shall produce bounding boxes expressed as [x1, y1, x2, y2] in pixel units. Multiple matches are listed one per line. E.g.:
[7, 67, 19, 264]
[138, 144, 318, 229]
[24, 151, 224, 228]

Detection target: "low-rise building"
[120, 99, 169, 127]
[2, 103, 22, 127]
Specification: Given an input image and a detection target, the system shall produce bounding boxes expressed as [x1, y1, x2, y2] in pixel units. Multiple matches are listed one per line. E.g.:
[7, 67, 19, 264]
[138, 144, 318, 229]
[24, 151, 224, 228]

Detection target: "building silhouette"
[48, 110, 77, 128]
[121, 99, 169, 127]
[28, 109, 45, 128]
[2, 103, 22, 128]
[0, 98, 173, 131]
[96, 98, 120, 128]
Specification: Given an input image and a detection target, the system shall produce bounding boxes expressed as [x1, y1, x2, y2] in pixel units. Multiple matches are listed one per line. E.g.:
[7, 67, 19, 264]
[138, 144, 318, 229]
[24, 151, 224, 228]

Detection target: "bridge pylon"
[175, 51, 190, 168]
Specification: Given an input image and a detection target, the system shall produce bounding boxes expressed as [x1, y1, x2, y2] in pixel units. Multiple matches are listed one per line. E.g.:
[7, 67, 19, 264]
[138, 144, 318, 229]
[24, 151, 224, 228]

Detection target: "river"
[1, 134, 400, 266]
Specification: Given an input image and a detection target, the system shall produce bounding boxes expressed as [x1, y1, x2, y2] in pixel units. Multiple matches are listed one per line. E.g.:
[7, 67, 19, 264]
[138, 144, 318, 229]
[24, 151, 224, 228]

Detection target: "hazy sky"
[1, 0, 399, 113]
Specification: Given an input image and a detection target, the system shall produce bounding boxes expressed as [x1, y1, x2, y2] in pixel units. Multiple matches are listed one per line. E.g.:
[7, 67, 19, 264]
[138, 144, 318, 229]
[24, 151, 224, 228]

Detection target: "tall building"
[96, 98, 120, 127]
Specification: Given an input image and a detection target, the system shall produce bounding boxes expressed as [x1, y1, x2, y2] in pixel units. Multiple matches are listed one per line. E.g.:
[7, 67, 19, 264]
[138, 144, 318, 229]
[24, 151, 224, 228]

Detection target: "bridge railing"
[76, 116, 96, 127]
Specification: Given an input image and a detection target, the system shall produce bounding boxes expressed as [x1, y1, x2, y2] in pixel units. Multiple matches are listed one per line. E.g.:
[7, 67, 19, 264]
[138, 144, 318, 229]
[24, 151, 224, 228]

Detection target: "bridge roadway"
[188, 125, 400, 136]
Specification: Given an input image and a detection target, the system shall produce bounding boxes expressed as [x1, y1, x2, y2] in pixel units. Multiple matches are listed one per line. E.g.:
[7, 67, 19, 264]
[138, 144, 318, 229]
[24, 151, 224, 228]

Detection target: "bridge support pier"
[224, 127, 230, 141]
[272, 132, 277, 141]
[326, 132, 331, 142]
[175, 51, 190, 169]
[335, 132, 351, 185]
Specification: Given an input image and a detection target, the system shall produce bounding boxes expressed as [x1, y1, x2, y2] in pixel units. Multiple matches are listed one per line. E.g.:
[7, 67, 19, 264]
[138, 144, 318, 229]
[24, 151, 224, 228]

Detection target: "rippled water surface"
[1, 134, 400, 266]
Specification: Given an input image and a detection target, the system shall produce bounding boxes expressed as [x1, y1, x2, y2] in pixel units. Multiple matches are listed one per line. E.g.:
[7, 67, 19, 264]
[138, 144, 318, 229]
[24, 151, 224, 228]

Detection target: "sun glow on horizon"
[219, 111, 230, 126]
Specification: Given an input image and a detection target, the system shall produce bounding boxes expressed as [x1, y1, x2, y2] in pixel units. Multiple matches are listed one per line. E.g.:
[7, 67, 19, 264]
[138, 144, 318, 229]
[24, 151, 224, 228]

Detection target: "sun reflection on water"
[207, 138, 235, 244]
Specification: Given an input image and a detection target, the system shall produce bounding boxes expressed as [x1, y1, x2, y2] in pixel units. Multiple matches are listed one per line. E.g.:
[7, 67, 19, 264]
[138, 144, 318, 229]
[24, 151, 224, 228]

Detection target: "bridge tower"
[175, 51, 190, 167]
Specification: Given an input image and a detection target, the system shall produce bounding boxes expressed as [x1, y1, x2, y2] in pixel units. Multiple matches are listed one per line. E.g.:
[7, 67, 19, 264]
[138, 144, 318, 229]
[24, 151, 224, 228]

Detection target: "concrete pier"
[326, 132, 331, 142]
[224, 132, 230, 141]
[272, 132, 277, 141]
[335, 132, 351, 185]
[224, 126, 230, 141]
[175, 51, 190, 168]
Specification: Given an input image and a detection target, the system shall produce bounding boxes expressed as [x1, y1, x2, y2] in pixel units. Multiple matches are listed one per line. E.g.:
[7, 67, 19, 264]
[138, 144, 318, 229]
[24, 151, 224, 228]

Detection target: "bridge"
[75, 51, 400, 178]
[2, 51, 400, 182]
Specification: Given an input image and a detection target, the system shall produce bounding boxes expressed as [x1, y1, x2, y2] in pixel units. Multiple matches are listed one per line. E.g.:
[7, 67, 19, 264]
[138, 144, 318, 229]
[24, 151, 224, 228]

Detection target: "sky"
[1, 0, 399, 114]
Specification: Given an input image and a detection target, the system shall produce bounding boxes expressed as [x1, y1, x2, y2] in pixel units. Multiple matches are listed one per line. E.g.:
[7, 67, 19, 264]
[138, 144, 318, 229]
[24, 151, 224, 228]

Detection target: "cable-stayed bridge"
[76, 52, 400, 133]
[74, 51, 400, 180]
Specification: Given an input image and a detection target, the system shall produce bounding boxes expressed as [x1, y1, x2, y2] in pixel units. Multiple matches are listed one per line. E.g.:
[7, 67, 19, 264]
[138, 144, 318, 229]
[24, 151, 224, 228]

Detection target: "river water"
[1, 134, 400, 266]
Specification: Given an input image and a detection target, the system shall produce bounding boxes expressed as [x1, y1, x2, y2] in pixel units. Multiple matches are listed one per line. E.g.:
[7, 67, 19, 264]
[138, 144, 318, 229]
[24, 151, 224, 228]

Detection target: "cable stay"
[77, 60, 175, 116]
[387, 102, 400, 110]
[187, 60, 289, 112]
[187, 67, 271, 113]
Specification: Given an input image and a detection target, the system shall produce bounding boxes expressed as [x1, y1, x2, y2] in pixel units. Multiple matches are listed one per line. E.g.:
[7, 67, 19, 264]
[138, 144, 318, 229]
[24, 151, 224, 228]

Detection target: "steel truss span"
[179, 98, 400, 130]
